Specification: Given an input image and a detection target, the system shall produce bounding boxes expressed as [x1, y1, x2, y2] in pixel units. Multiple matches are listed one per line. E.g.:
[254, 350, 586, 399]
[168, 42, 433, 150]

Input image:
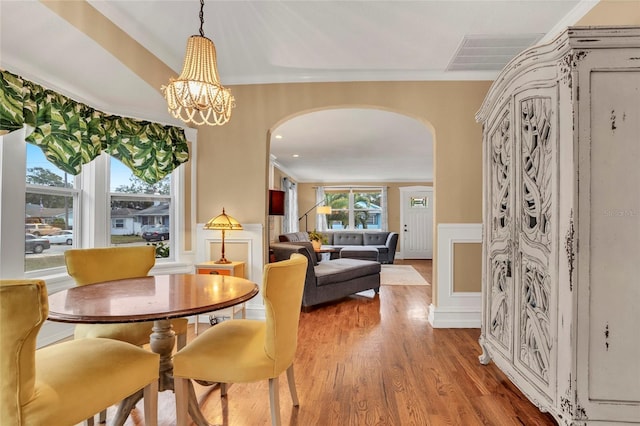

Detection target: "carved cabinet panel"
[477, 27, 640, 425]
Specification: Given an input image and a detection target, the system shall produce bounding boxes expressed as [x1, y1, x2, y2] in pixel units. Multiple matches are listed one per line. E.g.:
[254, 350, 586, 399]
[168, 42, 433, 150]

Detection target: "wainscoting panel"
[429, 223, 482, 328]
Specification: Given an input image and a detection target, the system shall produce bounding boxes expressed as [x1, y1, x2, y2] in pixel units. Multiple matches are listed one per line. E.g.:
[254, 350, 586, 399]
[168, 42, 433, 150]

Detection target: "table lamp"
[204, 208, 243, 264]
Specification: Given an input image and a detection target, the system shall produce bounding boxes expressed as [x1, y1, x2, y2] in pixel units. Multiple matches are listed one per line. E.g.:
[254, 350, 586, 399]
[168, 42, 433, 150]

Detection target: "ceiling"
[1, 0, 596, 183]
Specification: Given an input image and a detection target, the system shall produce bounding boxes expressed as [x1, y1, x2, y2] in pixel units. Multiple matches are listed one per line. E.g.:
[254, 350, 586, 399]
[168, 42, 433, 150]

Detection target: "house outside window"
[110, 158, 172, 259]
[17, 141, 178, 274]
[324, 187, 384, 230]
[25, 143, 78, 272]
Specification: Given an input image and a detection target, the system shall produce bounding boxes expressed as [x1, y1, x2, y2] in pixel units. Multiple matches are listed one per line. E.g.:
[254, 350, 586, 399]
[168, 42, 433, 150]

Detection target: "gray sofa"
[279, 231, 398, 263]
[270, 242, 380, 311]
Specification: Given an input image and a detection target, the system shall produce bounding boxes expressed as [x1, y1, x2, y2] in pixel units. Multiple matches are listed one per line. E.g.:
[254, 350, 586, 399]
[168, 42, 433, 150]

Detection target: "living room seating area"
[270, 242, 381, 311]
[279, 231, 398, 264]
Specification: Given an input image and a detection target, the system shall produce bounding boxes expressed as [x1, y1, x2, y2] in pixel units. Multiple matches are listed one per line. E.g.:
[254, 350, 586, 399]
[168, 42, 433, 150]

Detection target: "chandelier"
[162, 0, 235, 126]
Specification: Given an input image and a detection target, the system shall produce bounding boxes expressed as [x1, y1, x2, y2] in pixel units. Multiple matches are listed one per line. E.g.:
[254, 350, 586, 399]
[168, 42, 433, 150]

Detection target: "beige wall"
[453, 243, 482, 292]
[578, 0, 640, 26]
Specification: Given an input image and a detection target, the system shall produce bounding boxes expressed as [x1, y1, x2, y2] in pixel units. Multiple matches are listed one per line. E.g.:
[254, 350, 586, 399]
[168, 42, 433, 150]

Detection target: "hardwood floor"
[118, 259, 557, 426]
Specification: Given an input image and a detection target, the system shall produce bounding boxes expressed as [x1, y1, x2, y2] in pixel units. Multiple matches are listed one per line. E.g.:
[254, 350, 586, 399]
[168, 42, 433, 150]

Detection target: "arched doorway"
[268, 107, 434, 258]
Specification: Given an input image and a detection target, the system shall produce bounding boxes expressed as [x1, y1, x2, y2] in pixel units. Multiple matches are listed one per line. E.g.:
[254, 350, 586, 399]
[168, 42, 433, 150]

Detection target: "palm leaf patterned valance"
[0, 69, 189, 184]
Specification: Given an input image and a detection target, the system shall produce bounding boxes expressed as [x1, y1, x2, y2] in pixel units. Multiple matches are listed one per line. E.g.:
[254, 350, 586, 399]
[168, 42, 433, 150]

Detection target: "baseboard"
[428, 303, 481, 328]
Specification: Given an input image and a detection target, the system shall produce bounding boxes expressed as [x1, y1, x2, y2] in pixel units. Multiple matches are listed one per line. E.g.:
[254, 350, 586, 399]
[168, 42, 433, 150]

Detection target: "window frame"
[0, 126, 196, 286]
[323, 186, 386, 231]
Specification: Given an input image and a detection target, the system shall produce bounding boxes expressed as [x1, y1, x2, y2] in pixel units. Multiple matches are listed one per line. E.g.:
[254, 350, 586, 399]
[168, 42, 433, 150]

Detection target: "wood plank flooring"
[114, 259, 557, 426]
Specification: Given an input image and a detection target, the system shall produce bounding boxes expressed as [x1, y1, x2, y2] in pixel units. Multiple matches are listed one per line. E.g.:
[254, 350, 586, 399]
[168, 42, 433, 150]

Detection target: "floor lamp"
[204, 208, 243, 264]
[299, 201, 331, 232]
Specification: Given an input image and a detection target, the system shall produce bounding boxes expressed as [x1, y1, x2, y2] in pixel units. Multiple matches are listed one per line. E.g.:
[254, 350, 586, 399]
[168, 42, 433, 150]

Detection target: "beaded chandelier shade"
[162, 0, 235, 126]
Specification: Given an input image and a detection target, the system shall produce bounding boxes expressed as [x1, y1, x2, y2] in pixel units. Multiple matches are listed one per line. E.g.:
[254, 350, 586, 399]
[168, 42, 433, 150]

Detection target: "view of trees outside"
[24, 143, 174, 271]
[325, 189, 382, 229]
[25, 146, 77, 271]
[109, 161, 171, 253]
[26, 167, 74, 230]
[113, 175, 170, 195]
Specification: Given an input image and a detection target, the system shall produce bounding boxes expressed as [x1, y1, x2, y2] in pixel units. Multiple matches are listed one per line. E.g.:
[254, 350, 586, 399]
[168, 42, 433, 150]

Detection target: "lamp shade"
[316, 206, 332, 215]
[204, 208, 243, 231]
[204, 208, 242, 264]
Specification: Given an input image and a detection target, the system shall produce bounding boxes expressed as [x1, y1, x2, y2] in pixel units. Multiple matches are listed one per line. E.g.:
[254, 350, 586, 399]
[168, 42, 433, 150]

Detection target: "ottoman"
[339, 246, 379, 262]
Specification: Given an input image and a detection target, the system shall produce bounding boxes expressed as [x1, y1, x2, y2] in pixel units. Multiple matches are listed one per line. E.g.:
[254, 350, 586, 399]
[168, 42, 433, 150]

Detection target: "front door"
[400, 187, 433, 259]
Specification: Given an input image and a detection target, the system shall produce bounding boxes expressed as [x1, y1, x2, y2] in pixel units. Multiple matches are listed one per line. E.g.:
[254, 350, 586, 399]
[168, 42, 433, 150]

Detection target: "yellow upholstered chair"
[173, 253, 308, 426]
[64, 246, 188, 349]
[65, 246, 188, 425]
[0, 279, 159, 426]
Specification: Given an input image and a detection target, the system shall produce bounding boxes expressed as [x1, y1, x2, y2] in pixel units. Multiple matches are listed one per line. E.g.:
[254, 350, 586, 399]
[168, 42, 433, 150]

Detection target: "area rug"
[380, 265, 429, 286]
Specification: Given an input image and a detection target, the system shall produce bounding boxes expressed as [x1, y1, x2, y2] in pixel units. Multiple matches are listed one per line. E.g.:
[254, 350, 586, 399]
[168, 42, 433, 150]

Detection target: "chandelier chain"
[199, 0, 205, 37]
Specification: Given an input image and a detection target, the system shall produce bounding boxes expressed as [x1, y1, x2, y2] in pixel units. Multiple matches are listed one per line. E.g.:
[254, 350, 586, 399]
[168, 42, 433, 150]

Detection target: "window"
[25, 143, 78, 272]
[10, 138, 181, 276]
[324, 187, 385, 230]
[110, 157, 172, 259]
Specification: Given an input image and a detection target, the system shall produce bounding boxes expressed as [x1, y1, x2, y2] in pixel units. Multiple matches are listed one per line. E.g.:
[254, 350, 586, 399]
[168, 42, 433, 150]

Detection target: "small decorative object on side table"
[308, 230, 327, 251]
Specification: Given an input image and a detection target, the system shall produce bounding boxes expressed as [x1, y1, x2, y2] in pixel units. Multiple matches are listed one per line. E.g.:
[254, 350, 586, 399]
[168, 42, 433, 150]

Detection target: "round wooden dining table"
[48, 273, 260, 426]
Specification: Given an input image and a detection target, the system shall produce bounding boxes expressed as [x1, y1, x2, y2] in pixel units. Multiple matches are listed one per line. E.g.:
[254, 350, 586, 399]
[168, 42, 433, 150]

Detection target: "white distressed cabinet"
[476, 27, 640, 425]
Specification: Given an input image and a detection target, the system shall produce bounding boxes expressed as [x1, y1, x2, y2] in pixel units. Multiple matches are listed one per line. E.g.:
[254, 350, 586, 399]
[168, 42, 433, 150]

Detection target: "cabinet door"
[484, 106, 515, 359]
[513, 89, 558, 399]
[581, 68, 640, 413]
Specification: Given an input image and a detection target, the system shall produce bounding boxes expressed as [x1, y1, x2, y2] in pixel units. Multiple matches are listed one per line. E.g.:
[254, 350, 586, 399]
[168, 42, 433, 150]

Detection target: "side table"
[194, 261, 246, 333]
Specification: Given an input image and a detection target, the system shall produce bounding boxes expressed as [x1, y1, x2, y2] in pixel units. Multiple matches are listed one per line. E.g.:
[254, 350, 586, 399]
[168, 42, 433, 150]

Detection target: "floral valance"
[0, 69, 189, 184]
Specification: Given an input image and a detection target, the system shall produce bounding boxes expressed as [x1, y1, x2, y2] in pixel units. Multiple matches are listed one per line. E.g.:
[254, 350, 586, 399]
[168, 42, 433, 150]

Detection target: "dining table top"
[47, 273, 260, 324]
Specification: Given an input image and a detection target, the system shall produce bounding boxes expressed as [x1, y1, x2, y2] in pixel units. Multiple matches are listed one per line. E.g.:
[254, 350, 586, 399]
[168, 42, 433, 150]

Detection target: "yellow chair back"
[65, 246, 156, 286]
[0, 279, 47, 424]
[262, 253, 308, 373]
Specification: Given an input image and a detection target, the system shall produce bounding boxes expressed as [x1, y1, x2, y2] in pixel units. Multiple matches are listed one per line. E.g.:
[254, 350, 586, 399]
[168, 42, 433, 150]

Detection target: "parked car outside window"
[44, 230, 73, 245]
[25, 223, 61, 236]
[142, 226, 170, 242]
[25, 234, 51, 253]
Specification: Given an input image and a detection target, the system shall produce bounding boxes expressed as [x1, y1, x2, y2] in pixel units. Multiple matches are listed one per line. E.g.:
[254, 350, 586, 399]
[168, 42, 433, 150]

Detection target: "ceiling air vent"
[446, 34, 543, 71]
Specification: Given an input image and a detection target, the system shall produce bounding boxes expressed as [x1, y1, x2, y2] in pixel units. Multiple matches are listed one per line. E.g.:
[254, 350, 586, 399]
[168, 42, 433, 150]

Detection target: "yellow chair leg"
[269, 377, 281, 426]
[177, 332, 187, 350]
[286, 365, 299, 407]
[174, 377, 190, 426]
[143, 379, 159, 426]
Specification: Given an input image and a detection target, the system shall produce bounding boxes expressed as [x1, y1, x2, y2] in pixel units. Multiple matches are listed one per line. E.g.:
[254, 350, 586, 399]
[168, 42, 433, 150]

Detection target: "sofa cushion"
[339, 246, 379, 261]
[332, 232, 364, 246]
[363, 232, 390, 245]
[314, 259, 380, 287]
[279, 232, 309, 243]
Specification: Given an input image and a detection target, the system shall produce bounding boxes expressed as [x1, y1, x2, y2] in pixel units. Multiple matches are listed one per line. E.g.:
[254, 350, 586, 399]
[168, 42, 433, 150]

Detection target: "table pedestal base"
[111, 319, 211, 426]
